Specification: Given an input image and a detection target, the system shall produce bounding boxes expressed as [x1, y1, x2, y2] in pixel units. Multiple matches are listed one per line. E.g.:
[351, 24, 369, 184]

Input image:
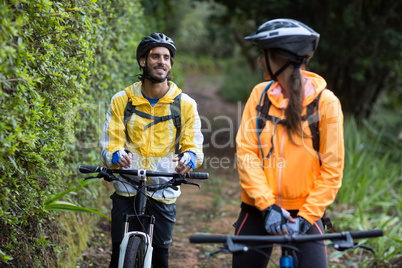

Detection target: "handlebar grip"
[189, 235, 226, 244]
[79, 165, 103, 174]
[349, 229, 384, 239]
[187, 172, 209, 180]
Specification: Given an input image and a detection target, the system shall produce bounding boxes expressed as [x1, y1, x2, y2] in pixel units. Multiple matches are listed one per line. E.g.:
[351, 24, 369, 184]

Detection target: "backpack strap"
[256, 93, 286, 160]
[256, 93, 286, 136]
[123, 99, 135, 141]
[256, 93, 271, 134]
[255, 90, 325, 165]
[171, 93, 182, 154]
[321, 212, 333, 230]
[123, 93, 182, 154]
[306, 90, 325, 166]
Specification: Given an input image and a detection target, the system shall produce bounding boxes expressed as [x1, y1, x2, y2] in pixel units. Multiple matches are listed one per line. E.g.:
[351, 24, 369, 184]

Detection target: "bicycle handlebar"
[79, 165, 103, 173]
[348, 229, 384, 239]
[189, 229, 383, 244]
[79, 165, 209, 180]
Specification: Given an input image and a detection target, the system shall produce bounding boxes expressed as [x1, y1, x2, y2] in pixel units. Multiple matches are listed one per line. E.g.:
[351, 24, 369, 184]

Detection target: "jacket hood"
[125, 81, 182, 105]
[267, 70, 327, 109]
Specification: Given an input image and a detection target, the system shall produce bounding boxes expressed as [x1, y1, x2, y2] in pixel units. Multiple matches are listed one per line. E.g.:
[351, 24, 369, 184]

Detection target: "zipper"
[145, 104, 154, 168]
[278, 102, 286, 207]
[278, 129, 286, 207]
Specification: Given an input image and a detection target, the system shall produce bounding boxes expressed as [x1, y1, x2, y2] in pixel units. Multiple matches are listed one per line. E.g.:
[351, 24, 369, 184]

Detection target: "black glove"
[298, 216, 312, 234]
[262, 204, 287, 234]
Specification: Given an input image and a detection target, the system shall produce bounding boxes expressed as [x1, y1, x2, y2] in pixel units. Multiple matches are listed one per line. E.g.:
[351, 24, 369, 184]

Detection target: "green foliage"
[44, 179, 111, 221]
[0, 250, 13, 265]
[0, 0, 147, 266]
[218, 58, 263, 103]
[330, 117, 402, 267]
[171, 1, 232, 58]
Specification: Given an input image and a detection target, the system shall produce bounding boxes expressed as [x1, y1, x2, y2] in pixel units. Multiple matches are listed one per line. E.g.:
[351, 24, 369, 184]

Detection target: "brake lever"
[331, 232, 355, 251]
[186, 181, 201, 188]
[84, 171, 116, 182]
[330, 241, 375, 253]
[226, 236, 249, 253]
[84, 176, 99, 180]
[172, 175, 201, 188]
[208, 248, 230, 257]
[357, 244, 375, 253]
[171, 176, 186, 186]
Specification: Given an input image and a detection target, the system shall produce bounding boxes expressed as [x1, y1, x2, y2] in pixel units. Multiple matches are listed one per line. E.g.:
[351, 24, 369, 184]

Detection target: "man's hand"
[173, 152, 194, 175]
[112, 149, 132, 168]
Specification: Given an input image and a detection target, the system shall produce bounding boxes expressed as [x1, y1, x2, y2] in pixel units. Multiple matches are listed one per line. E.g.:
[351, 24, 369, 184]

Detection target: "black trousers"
[232, 203, 328, 268]
[109, 192, 176, 268]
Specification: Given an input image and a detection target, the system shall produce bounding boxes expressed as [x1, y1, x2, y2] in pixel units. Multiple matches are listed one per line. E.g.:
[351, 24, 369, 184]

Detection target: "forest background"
[0, 0, 401, 267]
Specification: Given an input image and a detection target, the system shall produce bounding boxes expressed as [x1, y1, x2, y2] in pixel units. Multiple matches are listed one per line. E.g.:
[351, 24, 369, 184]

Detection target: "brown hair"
[269, 49, 304, 144]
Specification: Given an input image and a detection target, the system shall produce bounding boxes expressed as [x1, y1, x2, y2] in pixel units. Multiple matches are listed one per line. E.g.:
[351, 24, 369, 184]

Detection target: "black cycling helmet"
[245, 18, 320, 62]
[136, 33, 176, 65]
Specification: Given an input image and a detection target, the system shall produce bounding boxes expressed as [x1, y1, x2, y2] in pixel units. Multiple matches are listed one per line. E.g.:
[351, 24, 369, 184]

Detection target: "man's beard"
[146, 64, 170, 82]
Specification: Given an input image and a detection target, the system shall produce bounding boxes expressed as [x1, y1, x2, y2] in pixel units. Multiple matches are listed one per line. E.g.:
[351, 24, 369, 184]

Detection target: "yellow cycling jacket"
[101, 81, 204, 203]
[236, 70, 344, 224]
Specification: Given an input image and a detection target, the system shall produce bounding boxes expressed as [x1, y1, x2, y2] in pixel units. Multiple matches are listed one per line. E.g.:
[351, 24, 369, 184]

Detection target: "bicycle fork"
[118, 214, 156, 268]
[280, 248, 294, 268]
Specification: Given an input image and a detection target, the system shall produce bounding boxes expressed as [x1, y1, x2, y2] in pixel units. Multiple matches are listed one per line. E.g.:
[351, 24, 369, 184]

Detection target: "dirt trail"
[169, 74, 242, 268]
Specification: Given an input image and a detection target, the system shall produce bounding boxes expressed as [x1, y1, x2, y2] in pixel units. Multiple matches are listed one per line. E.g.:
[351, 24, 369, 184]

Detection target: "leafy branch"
[44, 179, 111, 221]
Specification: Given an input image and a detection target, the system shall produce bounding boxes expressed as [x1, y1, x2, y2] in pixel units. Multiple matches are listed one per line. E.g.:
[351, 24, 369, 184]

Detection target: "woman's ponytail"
[285, 65, 304, 144]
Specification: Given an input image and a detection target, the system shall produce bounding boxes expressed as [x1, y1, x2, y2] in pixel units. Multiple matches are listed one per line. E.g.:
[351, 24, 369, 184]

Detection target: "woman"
[234, 19, 344, 267]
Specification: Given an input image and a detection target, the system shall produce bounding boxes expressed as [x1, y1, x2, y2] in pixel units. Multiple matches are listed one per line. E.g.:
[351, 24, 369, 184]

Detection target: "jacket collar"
[125, 81, 182, 105]
[267, 70, 327, 109]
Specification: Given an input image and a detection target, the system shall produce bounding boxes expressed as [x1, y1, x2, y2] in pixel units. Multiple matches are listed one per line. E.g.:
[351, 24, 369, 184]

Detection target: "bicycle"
[189, 229, 383, 268]
[79, 165, 209, 268]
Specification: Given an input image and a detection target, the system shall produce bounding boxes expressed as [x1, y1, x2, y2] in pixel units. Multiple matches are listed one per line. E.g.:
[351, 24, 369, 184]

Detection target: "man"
[101, 33, 204, 268]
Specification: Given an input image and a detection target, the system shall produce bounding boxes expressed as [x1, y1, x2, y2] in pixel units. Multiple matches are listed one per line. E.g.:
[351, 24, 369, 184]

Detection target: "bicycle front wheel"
[123, 236, 145, 268]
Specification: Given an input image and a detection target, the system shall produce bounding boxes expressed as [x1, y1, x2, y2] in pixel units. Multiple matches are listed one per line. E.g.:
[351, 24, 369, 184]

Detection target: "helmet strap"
[264, 50, 292, 81]
[264, 50, 276, 80]
[142, 70, 169, 84]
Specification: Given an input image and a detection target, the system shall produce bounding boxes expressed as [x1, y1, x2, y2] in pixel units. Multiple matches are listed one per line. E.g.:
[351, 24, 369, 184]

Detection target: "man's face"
[140, 47, 172, 81]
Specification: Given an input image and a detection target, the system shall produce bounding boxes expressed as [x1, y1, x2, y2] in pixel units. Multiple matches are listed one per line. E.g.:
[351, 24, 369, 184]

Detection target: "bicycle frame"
[118, 173, 153, 268]
[79, 165, 208, 268]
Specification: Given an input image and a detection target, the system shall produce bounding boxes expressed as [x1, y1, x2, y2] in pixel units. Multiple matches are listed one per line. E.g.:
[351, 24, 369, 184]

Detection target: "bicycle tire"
[123, 236, 144, 268]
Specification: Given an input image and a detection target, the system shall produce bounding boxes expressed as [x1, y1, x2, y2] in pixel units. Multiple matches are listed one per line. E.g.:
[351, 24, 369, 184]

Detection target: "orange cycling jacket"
[236, 70, 344, 225]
